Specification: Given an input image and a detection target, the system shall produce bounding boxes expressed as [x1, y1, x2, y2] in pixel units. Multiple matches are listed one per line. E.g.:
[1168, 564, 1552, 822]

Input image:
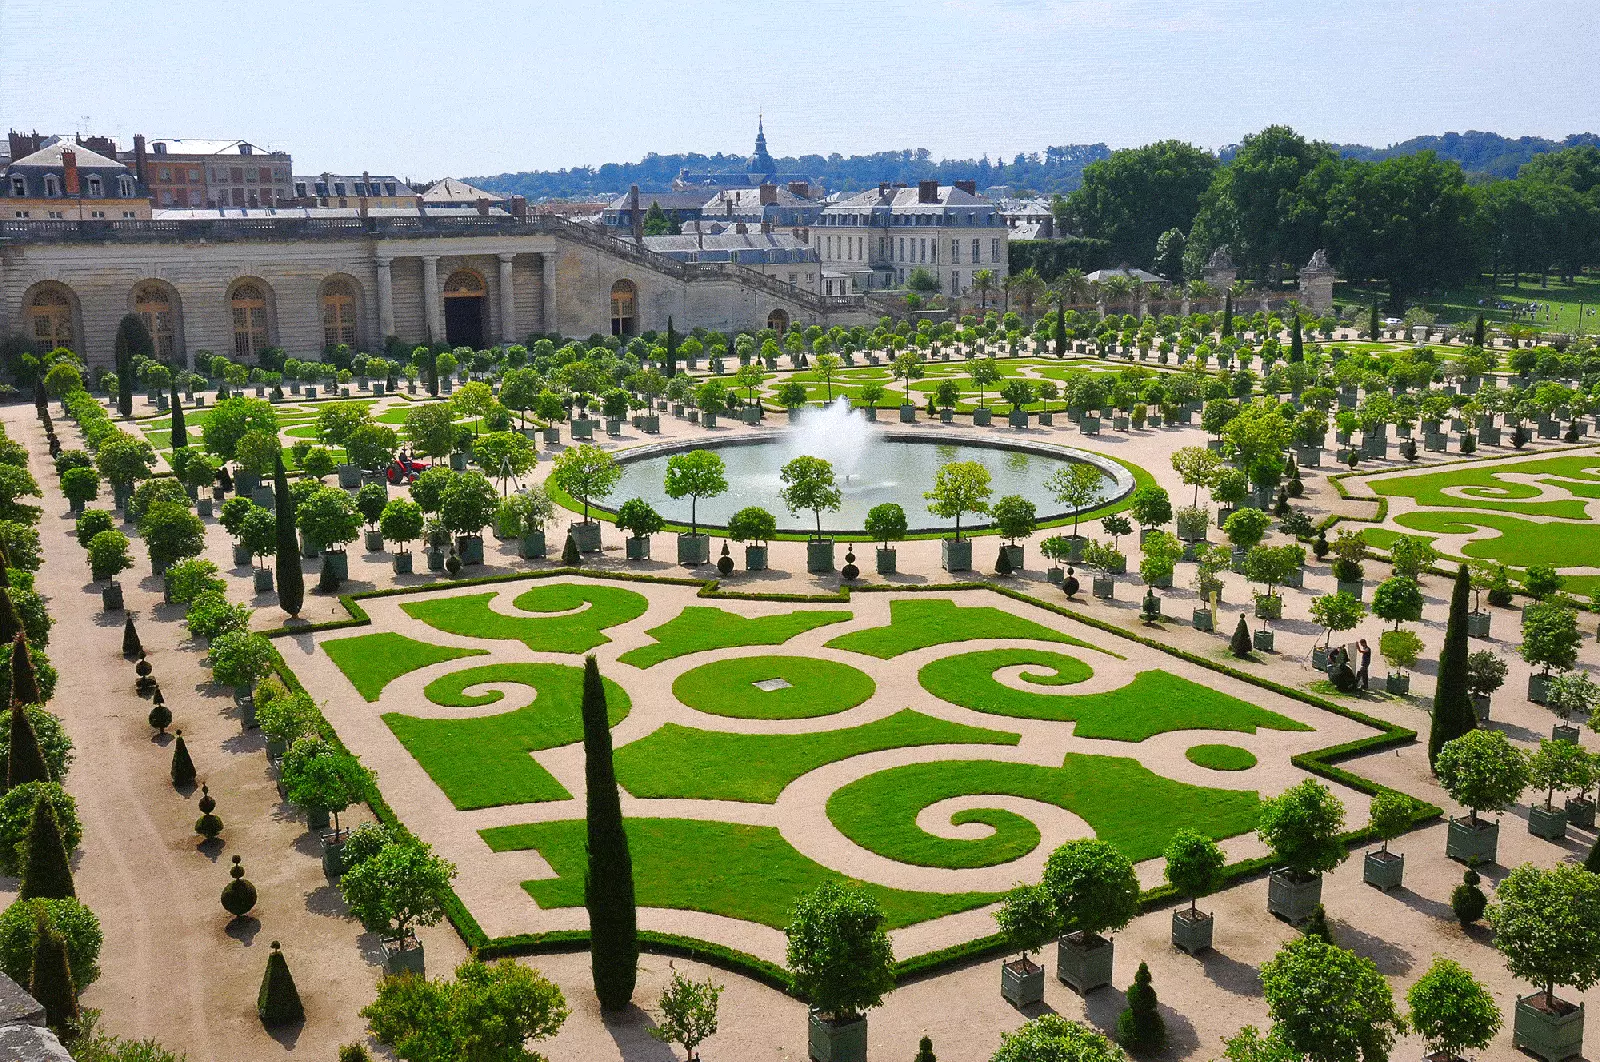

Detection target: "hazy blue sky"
[3, 0, 1595, 179]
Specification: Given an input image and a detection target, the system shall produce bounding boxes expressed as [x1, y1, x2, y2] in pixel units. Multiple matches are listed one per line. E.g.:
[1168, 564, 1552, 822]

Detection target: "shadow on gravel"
[225, 915, 261, 946]
[1198, 948, 1262, 998]
[600, 1003, 677, 1062]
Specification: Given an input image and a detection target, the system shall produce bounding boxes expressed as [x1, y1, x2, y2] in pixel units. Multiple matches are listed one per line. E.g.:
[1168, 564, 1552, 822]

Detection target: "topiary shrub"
[222, 856, 257, 920]
[1452, 868, 1487, 927]
[0, 782, 80, 876]
[195, 785, 223, 840]
[121, 615, 142, 658]
[0, 705, 71, 785]
[17, 795, 74, 902]
[0, 897, 101, 989]
[561, 533, 581, 567]
[30, 911, 79, 1037]
[1301, 903, 1334, 944]
[1229, 614, 1252, 657]
[1116, 961, 1166, 1054]
[170, 730, 196, 788]
[257, 941, 304, 1027]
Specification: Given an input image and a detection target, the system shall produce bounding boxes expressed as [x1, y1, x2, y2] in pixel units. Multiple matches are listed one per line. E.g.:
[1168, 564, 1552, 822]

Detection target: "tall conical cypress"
[273, 454, 303, 618]
[170, 380, 187, 451]
[1430, 564, 1476, 768]
[29, 913, 78, 1035]
[171, 729, 196, 788]
[1221, 293, 1233, 337]
[580, 655, 636, 1011]
[122, 615, 142, 658]
[1473, 312, 1486, 348]
[0, 590, 22, 646]
[18, 796, 74, 900]
[257, 941, 304, 1027]
[1290, 317, 1304, 362]
[1368, 300, 1380, 341]
[10, 636, 39, 707]
[8, 703, 49, 788]
[1053, 299, 1067, 357]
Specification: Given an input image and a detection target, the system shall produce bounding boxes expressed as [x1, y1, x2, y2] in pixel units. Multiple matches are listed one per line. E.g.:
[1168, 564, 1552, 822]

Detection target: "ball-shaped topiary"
[195, 785, 223, 840]
[1452, 868, 1487, 926]
[222, 856, 257, 920]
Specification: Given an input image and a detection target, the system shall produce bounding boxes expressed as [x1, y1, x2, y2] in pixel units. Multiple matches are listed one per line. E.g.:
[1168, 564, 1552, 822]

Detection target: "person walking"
[1357, 638, 1372, 690]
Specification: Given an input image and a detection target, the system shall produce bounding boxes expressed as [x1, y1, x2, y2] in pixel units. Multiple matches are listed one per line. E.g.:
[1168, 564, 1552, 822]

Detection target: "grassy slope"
[614, 709, 1019, 803]
[826, 598, 1102, 659]
[671, 655, 876, 720]
[400, 582, 649, 653]
[321, 631, 486, 701]
[826, 753, 1262, 869]
[480, 817, 999, 930]
[618, 606, 853, 669]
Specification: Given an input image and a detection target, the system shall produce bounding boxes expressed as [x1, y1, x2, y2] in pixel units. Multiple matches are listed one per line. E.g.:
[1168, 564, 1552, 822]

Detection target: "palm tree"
[971, 268, 995, 311]
[1057, 268, 1089, 308]
[1100, 274, 1134, 311]
[1009, 268, 1047, 321]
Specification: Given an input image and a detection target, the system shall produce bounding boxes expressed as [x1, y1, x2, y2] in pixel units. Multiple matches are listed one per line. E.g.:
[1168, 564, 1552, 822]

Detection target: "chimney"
[787, 180, 808, 198]
[132, 134, 148, 186]
[735, 222, 747, 235]
[761, 218, 772, 235]
[509, 195, 527, 219]
[759, 182, 777, 206]
[61, 150, 79, 195]
[476, 197, 489, 216]
[918, 180, 939, 204]
[629, 184, 643, 245]
[724, 195, 733, 217]
[954, 180, 976, 196]
[695, 218, 703, 249]
[878, 181, 891, 196]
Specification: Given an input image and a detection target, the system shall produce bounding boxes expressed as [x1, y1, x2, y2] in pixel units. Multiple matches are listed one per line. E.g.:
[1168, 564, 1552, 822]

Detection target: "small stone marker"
[752, 678, 792, 692]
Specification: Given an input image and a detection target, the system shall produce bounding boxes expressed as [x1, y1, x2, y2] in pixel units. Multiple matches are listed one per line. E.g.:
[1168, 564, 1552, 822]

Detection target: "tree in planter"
[1547, 668, 1599, 727]
[362, 958, 569, 1060]
[1435, 729, 1528, 828]
[284, 745, 372, 835]
[775, 380, 808, 413]
[992, 1016, 1122, 1062]
[255, 690, 318, 755]
[1163, 829, 1224, 920]
[1388, 534, 1438, 581]
[994, 882, 1057, 974]
[785, 881, 895, 1028]
[1309, 592, 1365, 653]
[1524, 564, 1564, 601]
[374, 497, 424, 557]
[402, 403, 458, 463]
[550, 444, 620, 526]
[354, 483, 388, 533]
[408, 465, 456, 515]
[694, 379, 728, 420]
[1406, 956, 1502, 1062]
[924, 460, 992, 542]
[1370, 575, 1423, 630]
[1171, 446, 1222, 507]
[126, 478, 192, 528]
[933, 378, 962, 416]
[1527, 738, 1587, 813]
[315, 401, 371, 452]
[59, 467, 98, 512]
[892, 350, 925, 405]
[1366, 789, 1415, 859]
[614, 498, 663, 547]
[1128, 484, 1172, 538]
[863, 503, 907, 554]
[1222, 506, 1271, 555]
[1258, 937, 1402, 1062]
[438, 472, 498, 546]
[1099, 514, 1132, 554]
[663, 451, 727, 537]
[297, 486, 360, 556]
[1139, 531, 1181, 596]
[779, 456, 843, 536]
[338, 838, 456, 955]
[85, 530, 132, 583]
[1378, 629, 1423, 684]
[1330, 528, 1367, 582]
[93, 432, 157, 501]
[73, 509, 113, 551]
[1255, 779, 1347, 884]
[1047, 462, 1105, 540]
[992, 494, 1037, 553]
[649, 966, 723, 1062]
[1465, 649, 1508, 705]
[138, 502, 206, 573]
[1041, 838, 1139, 964]
[233, 430, 281, 484]
[470, 430, 536, 495]
[208, 630, 275, 695]
[727, 506, 777, 552]
[1191, 543, 1230, 608]
[1520, 600, 1581, 696]
[968, 357, 1001, 409]
[1244, 544, 1299, 612]
[1487, 862, 1600, 1019]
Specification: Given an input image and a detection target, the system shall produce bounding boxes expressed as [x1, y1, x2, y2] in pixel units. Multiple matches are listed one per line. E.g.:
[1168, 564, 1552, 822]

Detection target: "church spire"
[748, 114, 775, 176]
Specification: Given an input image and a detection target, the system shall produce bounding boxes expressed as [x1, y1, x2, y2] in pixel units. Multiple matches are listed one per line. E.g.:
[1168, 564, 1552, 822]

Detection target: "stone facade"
[1201, 245, 1236, 291]
[1298, 248, 1335, 314]
[0, 214, 882, 370]
[816, 180, 1009, 296]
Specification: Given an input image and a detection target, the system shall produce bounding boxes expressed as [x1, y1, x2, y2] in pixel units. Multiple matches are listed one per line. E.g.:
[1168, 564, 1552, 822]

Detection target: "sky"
[2, 0, 1596, 180]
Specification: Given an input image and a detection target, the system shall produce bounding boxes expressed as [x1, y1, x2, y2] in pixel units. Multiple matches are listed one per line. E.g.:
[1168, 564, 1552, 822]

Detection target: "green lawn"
[613, 709, 1018, 803]
[1186, 744, 1258, 771]
[1394, 510, 1600, 569]
[826, 598, 1102, 659]
[401, 582, 649, 653]
[480, 817, 998, 931]
[671, 655, 876, 719]
[918, 653, 1309, 741]
[1341, 275, 1600, 334]
[617, 606, 853, 669]
[382, 663, 631, 809]
[826, 753, 1262, 869]
[1368, 455, 1600, 520]
[321, 631, 486, 701]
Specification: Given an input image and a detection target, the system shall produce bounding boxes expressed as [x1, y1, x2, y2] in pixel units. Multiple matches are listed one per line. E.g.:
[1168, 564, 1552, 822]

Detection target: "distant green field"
[1339, 276, 1600, 335]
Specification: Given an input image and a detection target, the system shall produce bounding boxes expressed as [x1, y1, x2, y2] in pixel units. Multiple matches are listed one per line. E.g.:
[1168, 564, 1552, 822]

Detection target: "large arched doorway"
[26, 287, 76, 353]
[443, 270, 486, 349]
[766, 309, 790, 333]
[610, 280, 637, 338]
[321, 277, 359, 350]
[132, 282, 180, 361]
[229, 281, 272, 361]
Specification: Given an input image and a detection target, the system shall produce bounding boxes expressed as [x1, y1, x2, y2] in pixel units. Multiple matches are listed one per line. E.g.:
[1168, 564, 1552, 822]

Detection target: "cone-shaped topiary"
[562, 533, 581, 567]
[716, 542, 734, 576]
[1429, 564, 1476, 769]
[914, 1035, 936, 1062]
[0, 591, 21, 647]
[170, 380, 187, 451]
[1451, 868, 1487, 926]
[17, 794, 74, 901]
[995, 545, 1013, 576]
[8, 702, 50, 788]
[222, 855, 257, 919]
[29, 910, 78, 1036]
[1229, 614, 1252, 657]
[121, 614, 142, 658]
[1116, 960, 1167, 1055]
[1301, 903, 1334, 944]
[8, 636, 38, 707]
[581, 655, 637, 1011]
[170, 730, 196, 788]
[274, 455, 304, 619]
[195, 785, 223, 840]
[257, 941, 304, 1027]
[1142, 588, 1160, 622]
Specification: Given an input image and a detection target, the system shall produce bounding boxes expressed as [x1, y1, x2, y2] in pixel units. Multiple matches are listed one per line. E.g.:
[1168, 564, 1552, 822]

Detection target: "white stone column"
[422, 255, 443, 344]
[497, 252, 516, 344]
[376, 256, 395, 340]
[541, 252, 557, 336]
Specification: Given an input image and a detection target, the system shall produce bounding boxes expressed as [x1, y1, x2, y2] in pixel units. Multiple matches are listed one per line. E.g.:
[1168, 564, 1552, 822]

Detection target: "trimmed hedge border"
[262, 566, 1441, 997]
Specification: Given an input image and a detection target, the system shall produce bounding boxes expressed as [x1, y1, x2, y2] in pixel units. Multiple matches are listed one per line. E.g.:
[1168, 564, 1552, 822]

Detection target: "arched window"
[27, 289, 74, 351]
[766, 309, 790, 333]
[230, 283, 269, 360]
[321, 278, 357, 349]
[133, 283, 176, 359]
[443, 270, 486, 297]
[610, 280, 637, 337]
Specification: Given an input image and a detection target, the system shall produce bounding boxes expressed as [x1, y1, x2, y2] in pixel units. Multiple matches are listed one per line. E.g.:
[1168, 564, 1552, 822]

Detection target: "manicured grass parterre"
[1394, 509, 1600, 569]
[480, 817, 999, 930]
[1186, 744, 1259, 771]
[1368, 454, 1600, 519]
[825, 598, 1103, 659]
[401, 582, 649, 653]
[321, 631, 487, 701]
[382, 663, 631, 809]
[617, 606, 853, 669]
[918, 653, 1310, 741]
[671, 655, 876, 719]
[825, 753, 1262, 869]
[613, 709, 1019, 803]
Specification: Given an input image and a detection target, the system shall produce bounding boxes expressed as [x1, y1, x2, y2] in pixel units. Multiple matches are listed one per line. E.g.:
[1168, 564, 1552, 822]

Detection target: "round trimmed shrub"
[0, 897, 102, 989]
[0, 782, 79, 876]
[0, 706, 72, 784]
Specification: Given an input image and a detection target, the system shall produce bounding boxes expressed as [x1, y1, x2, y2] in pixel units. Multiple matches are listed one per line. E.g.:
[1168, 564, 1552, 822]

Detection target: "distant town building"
[815, 180, 1009, 296]
[673, 118, 818, 194]
[644, 228, 820, 292]
[1084, 266, 1164, 285]
[122, 137, 292, 208]
[291, 173, 419, 209]
[996, 197, 1055, 241]
[601, 189, 709, 231]
[420, 177, 505, 209]
[1, 137, 149, 225]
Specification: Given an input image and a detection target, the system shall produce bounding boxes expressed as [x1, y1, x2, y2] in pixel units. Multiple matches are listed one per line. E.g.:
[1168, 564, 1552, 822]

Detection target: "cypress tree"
[8, 702, 49, 788]
[273, 454, 304, 618]
[1116, 961, 1167, 1054]
[170, 729, 196, 788]
[562, 533, 581, 567]
[257, 941, 304, 1027]
[33, 378, 47, 417]
[18, 796, 74, 900]
[170, 380, 187, 451]
[10, 635, 39, 707]
[580, 655, 637, 1011]
[914, 1036, 937, 1062]
[0, 590, 22, 646]
[1221, 293, 1233, 337]
[122, 615, 143, 658]
[1229, 614, 1252, 657]
[1473, 312, 1486, 348]
[664, 316, 678, 378]
[1368, 300, 1380, 341]
[114, 314, 151, 418]
[29, 912, 78, 1036]
[1429, 564, 1476, 768]
[1053, 300, 1067, 357]
[1289, 317, 1304, 362]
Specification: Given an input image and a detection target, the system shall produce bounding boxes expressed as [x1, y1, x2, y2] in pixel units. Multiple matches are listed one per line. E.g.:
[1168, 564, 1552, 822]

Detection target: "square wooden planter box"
[1513, 993, 1585, 1062]
[1000, 957, 1045, 1007]
[876, 547, 896, 575]
[519, 532, 546, 560]
[745, 545, 769, 571]
[1191, 608, 1214, 631]
[1170, 909, 1213, 954]
[676, 533, 709, 566]
[1528, 804, 1568, 841]
[1467, 611, 1491, 638]
[1266, 869, 1322, 924]
[1092, 575, 1115, 599]
[808, 1011, 867, 1062]
[807, 538, 835, 574]
[1385, 672, 1410, 695]
[1565, 796, 1596, 831]
[1363, 850, 1404, 892]
[1473, 694, 1491, 722]
[1055, 933, 1113, 994]
[1446, 816, 1498, 865]
[625, 536, 651, 561]
[1002, 544, 1024, 571]
[1252, 629, 1274, 652]
[972, 408, 992, 426]
[941, 538, 972, 572]
[383, 940, 425, 979]
[1553, 723, 1581, 744]
[1336, 579, 1363, 601]
[569, 522, 602, 553]
[1254, 595, 1283, 620]
[899, 405, 917, 423]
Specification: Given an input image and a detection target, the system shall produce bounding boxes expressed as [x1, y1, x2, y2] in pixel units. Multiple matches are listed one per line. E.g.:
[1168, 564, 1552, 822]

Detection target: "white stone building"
[814, 180, 1008, 297]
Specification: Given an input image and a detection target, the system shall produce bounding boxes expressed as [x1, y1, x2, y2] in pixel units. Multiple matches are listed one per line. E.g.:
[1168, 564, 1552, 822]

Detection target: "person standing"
[1357, 638, 1372, 690]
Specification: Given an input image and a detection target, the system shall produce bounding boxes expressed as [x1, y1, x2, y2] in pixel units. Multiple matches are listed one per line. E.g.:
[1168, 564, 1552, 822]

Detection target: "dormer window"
[86, 175, 102, 196]
[43, 175, 60, 197]
[239, 143, 253, 156]
[118, 176, 134, 197]
[9, 176, 23, 197]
